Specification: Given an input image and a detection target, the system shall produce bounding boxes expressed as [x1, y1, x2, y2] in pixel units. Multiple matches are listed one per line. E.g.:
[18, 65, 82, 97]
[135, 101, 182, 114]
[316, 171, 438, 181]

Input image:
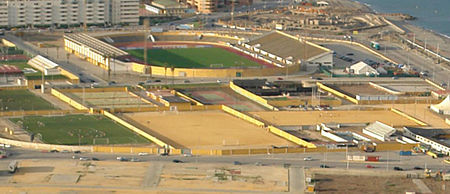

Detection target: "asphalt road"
[3, 148, 448, 173]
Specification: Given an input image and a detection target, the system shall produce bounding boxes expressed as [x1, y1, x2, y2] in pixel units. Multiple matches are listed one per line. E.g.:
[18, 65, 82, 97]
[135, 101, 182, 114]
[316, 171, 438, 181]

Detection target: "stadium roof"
[64, 33, 128, 57]
[0, 65, 22, 74]
[248, 31, 331, 61]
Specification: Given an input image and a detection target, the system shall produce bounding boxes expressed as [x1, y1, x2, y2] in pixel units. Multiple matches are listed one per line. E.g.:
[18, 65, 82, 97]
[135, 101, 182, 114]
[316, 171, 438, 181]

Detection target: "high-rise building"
[0, 0, 139, 28]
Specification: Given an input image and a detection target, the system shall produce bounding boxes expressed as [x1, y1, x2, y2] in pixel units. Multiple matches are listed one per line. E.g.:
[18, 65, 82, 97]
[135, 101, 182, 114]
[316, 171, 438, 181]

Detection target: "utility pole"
[231, 0, 235, 26]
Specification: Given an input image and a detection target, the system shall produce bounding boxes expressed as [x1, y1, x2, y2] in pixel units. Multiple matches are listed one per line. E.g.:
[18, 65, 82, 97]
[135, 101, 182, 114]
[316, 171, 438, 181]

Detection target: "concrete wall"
[229, 81, 278, 110]
[51, 88, 89, 110]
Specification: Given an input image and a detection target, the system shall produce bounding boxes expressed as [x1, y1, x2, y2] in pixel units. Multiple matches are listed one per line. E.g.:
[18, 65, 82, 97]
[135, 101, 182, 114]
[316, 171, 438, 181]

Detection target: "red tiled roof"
[0, 65, 23, 74]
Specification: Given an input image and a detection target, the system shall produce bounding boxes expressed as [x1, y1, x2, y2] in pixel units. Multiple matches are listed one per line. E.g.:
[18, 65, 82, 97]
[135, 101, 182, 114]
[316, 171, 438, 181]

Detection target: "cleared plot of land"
[314, 174, 419, 194]
[10, 115, 150, 145]
[127, 47, 262, 68]
[384, 103, 449, 128]
[158, 163, 288, 192]
[68, 91, 154, 108]
[182, 87, 265, 111]
[0, 90, 57, 111]
[249, 110, 418, 127]
[124, 111, 295, 149]
[332, 84, 389, 97]
[377, 82, 436, 93]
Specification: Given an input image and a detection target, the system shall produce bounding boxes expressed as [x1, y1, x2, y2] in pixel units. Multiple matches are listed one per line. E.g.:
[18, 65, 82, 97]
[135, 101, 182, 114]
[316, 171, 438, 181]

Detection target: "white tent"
[430, 95, 450, 115]
[348, 61, 379, 76]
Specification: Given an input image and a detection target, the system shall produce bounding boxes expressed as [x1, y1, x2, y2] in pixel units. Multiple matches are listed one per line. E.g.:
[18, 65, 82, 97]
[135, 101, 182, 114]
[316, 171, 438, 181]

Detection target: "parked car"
[73, 151, 81, 154]
[413, 166, 423, 170]
[233, 161, 242, 165]
[320, 164, 330, 168]
[393, 167, 403, 171]
[365, 165, 375, 168]
[130, 158, 141, 162]
[303, 157, 313, 161]
[159, 152, 169, 156]
[172, 159, 183, 163]
[79, 157, 90, 161]
[91, 157, 100, 161]
[138, 152, 149, 156]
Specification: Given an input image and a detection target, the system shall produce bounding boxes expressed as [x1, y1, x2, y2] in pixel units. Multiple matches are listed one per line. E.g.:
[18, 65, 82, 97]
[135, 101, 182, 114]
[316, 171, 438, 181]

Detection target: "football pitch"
[0, 90, 57, 111]
[10, 115, 150, 145]
[127, 47, 262, 68]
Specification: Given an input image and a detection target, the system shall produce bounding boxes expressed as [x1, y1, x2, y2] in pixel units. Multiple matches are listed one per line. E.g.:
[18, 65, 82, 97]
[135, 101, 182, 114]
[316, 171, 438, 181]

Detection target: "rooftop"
[64, 33, 128, 57]
[0, 65, 22, 74]
[151, 0, 186, 8]
[406, 127, 450, 148]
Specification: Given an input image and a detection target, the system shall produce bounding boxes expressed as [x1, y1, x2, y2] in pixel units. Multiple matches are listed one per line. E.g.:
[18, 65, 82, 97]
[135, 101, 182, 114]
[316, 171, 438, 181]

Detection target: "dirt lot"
[384, 104, 449, 128]
[249, 110, 418, 127]
[314, 174, 419, 194]
[333, 84, 389, 97]
[158, 163, 288, 192]
[124, 111, 295, 149]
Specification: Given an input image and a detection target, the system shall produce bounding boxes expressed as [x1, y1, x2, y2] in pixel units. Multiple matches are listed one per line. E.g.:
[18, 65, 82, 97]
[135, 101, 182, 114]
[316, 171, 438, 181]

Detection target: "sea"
[354, 0, 450, 38]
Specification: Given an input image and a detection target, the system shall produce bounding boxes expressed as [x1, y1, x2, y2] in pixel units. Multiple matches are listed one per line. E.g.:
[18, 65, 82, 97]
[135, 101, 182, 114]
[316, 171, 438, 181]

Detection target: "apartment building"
[0, 0, 138, 28]
[182, 0, 252, 14]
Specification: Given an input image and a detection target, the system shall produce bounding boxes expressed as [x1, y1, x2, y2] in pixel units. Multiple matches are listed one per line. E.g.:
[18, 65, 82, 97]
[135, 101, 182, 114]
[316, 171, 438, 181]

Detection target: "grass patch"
[127, 47, 262, 68]
[10, 115, 150, 145]
[0, 90, 57, 111]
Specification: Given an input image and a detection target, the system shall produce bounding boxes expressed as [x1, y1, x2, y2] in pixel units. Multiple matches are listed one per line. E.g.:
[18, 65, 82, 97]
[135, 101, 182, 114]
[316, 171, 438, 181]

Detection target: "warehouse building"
[0, 0, 139, 28]
[404, 127, 450, 155]
[362, 121, 396, 142]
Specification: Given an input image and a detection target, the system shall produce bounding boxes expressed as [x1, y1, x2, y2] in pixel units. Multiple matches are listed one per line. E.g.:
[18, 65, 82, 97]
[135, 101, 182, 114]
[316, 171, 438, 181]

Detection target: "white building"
[348, 61, 379, 76]
[0, 0, 138, 28]
[362, 121, 396, 142]
[27, 55, 61, 75]
[403, 127, 450, 155]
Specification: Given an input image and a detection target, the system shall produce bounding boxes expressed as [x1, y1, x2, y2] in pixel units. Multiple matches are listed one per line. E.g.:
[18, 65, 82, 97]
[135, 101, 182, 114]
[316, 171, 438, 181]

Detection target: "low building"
[27, 55, 60, 75]
[430, 95, 450, 115]
[146, 0, 189, 15]
[362, 121, 396, 142]
[403, 127, 450, 155]
[347, 61, 379, 76]
[0, 65, 23, 83]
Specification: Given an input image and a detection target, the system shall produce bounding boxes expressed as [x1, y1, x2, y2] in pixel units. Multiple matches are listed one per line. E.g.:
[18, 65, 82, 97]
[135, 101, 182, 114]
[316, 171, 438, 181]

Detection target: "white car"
[138, 152, 149, 156]
[303, 157, 313, 161]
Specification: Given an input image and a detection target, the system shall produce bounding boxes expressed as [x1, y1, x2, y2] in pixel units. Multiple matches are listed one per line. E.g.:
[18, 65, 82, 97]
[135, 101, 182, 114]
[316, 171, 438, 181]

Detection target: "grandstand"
[245, 31, 333, 70]
[27, 55, 60, 75]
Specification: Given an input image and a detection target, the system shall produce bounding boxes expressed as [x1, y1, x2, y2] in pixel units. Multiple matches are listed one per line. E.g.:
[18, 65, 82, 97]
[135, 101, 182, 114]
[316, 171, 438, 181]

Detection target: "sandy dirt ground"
[0, 159, 288, 194]
[314, 174, 419, 194]
[384, 103, 450, 128]
[158, 163, 288, 192]
[124, 111, 295, 149]
[249, 110, 418, 127]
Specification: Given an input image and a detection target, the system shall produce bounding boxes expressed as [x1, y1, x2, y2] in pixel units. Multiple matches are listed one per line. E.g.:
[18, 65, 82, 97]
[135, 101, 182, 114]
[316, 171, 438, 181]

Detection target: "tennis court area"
[68, 91, 155, 109]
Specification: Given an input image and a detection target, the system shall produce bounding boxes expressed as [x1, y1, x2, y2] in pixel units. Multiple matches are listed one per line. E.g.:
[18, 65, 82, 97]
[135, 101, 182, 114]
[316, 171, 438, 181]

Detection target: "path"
[289, 166, 305, 193]
[412, 179, 432, 194]
[142, 162, 164, 188]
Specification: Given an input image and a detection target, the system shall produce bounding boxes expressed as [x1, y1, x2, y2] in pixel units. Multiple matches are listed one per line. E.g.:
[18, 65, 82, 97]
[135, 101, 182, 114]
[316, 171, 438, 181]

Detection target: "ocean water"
[354, 0, 450, 37]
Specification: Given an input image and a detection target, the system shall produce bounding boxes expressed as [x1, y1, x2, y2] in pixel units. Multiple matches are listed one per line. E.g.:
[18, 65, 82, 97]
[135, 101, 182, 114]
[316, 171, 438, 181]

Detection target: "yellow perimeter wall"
[58, 67, 80, 84]
[268, 125, 317, 148]
[221, 105, 265, 127]
[229, 82, 278, 110]
[102, 110, 174, 149]
[1, 39, 16, 47]
[390, 108, 427, 126]
[317, 82, 359, 104]
[173, 90, 204, 105]
[51, 88, 88, 110]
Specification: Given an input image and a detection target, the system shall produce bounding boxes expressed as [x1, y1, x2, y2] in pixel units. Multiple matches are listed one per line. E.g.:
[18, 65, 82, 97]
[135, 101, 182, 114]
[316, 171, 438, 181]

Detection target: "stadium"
[63, 31, 332, 78]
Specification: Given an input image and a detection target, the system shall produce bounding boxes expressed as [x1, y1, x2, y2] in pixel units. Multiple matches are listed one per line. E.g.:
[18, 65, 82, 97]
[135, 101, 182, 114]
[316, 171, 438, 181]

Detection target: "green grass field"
[127, 47, 262, 68]
[0, 90, 57, 111]
[10, 115, 150, 145]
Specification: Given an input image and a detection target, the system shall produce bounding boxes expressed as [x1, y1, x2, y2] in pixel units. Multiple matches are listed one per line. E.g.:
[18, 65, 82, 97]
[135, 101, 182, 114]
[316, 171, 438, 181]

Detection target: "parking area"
[318, 43, 386, 69]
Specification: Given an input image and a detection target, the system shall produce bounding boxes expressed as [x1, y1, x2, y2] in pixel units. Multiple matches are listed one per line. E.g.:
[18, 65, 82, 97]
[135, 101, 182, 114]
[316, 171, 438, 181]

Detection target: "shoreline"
[351, 0, 449, 58]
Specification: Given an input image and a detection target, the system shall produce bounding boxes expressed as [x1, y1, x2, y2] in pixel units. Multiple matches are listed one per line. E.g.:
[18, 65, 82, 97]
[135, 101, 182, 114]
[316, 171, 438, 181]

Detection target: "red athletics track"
[113, 41, 276, 68]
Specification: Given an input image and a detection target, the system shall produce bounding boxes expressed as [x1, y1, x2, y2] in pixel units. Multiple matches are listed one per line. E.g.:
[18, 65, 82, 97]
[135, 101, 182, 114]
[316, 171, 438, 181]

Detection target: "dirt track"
[125, 111, 295, 149]
[249, 110, 418, 127]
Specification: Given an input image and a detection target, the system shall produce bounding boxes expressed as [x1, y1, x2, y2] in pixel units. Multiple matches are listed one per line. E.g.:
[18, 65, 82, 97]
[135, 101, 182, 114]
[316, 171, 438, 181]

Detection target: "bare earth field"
[249, 110, 418, 127]
[384, 104, 450, 128]
[314, 174, 419, 194]
[124, 111, 295, 149]
[158, 163, 288, 192]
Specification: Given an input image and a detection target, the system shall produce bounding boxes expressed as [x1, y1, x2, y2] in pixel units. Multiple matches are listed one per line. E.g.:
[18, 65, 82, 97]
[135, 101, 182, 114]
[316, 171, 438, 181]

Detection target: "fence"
[51, 88, 89, 110]
[229, 81, 278, 110]
[0, 109, 87, 117]
[317, 82, 359, 104]
[390, 108, 427, 126]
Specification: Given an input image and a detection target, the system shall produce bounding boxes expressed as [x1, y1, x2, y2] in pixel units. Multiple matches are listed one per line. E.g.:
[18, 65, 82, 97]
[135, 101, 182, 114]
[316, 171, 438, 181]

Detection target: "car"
[277, 77, 284, 80]
[79, 157, 90, 161]
[116, 156, 128, 161]
[138, 152, 149, 156]
[159, 152, 169, 156]
[91, 157, 100, 161]
[182, 153, 193, 157]
[74, 151, 81, 154]
[320, 164, 330, 168]
[365, 165, 374, 168]
[138, 82, 145, 86]
[183, 80, 190, 83]
[413, 166, 423, 170]
[50, 149, 59, 153]
[346, 53, 354, 56]
[216, 80, 222, 83]
[393, 167, 403, 171]
[172, 159, 183, 163]
[154, 80, 161, 82]
[4, 144, 10, 148]
[72, 155, 77, 159]
[303, 157, 313, 161]
[441, 83, 448, 87]
[233, 161, 242, 165]
[108, 81, 116, 85]
[392, 76, 399, 80]
[130, 158, 141, 162]
[145, 80, 152, 83]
